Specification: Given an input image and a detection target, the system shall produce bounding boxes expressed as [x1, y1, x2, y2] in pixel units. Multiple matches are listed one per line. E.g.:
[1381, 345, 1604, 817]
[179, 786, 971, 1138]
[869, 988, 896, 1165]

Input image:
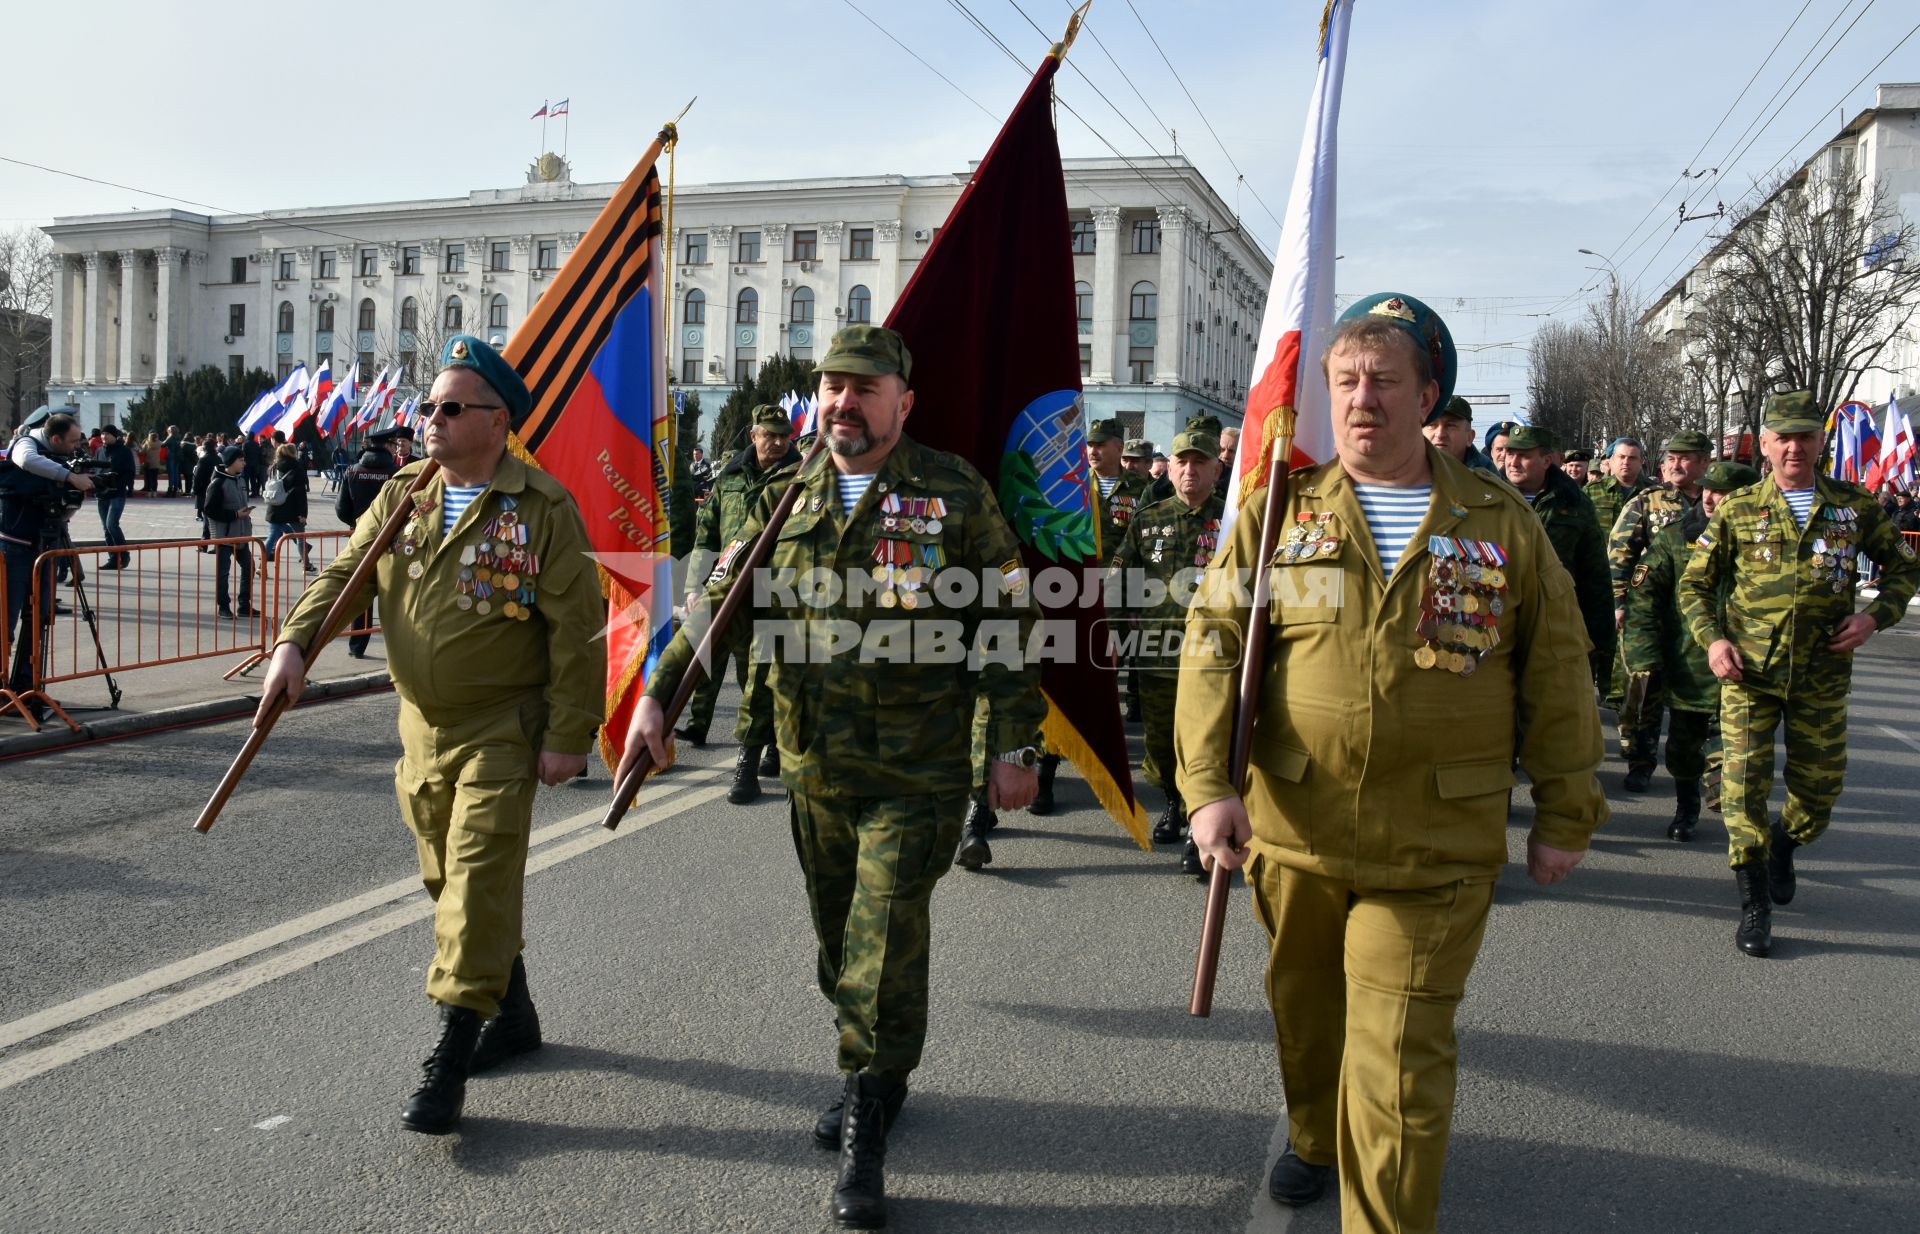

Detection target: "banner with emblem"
[501, 129, 678, 772]
[882, 41, 1147, 844]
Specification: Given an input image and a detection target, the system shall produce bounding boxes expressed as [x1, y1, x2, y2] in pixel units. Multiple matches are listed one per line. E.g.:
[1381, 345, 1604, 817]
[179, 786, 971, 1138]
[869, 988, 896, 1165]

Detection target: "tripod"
[7, 511, 121, 730]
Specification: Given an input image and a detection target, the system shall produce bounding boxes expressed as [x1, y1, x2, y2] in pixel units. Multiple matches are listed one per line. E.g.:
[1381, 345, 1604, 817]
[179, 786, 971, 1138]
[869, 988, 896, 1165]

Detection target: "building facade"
[41, 155, 1271, 450]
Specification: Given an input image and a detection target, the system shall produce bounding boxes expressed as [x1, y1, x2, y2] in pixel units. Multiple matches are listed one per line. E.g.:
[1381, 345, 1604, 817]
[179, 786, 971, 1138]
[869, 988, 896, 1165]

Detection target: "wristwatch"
[996, 746, 1040, 770]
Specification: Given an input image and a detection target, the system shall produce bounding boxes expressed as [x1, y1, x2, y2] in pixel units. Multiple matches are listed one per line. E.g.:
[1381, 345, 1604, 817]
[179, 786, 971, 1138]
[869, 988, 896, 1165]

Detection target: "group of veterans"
[257, 295, 1916, 1233]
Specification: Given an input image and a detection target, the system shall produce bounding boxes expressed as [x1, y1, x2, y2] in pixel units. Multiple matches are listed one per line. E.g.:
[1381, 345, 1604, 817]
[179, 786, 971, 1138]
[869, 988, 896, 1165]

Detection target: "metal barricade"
[0, 563, 36, 726]
[240, 529, 383, 674]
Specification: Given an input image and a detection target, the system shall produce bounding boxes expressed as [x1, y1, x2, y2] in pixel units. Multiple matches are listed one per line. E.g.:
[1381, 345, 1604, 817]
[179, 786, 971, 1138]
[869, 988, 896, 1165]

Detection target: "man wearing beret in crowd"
[1503, 423, 1616, 677]
[1422, 395, 1502, 477]
[1177, 292, 1606, 1232]
[259, 334, 607, 1134]
[1483, 419, 1518, 471]
[1681, 391, 1920, 957]
[1561, 447, 1593, 485]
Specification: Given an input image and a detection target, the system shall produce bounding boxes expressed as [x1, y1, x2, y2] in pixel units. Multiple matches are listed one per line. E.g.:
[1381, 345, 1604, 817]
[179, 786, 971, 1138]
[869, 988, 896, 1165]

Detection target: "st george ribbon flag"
[501, 128, 677, 772]
[883, 42, 1146, 844]
[1220, 0, 1353, 541]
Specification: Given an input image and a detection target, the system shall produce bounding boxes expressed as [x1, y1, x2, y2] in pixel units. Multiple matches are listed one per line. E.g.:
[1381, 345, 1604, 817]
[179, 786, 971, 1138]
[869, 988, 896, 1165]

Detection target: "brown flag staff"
[1189, 408, 1296, 1017]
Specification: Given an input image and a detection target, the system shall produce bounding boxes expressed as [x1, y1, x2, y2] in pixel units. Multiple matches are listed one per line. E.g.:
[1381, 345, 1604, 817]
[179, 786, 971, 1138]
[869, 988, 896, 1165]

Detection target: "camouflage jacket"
[645, 434, 1045, 799]
[1586, 473, 1656, 536]
[687, 445, 800, 587]
[1623, 507, 1718, 712]
[1093, 470, 1153, 563]
[1530, 466, 1616, 669]
[1608, 485, 1698, 605]
[1681, 474, 1919, 694]
[1107, 492, 1227, 626]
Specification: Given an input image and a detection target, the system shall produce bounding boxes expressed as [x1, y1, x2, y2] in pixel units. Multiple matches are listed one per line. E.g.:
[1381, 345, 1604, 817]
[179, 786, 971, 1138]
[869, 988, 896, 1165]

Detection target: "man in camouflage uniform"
[623, 326, 1043, 1228]
[1586, 436, 1653, 533]
[1562, 448, 1593, 485]
[1682, 392, 1920, 958]
[1107, 427, 1225, 877]
[1122, 436, 1156, 481]
[1503, 424, 1616, 674]
[1089, 417, 1151, 721]
[680, 404, 801, 803]
[1608, 430, 1710, 791]
[1624, 460, 1759, 841]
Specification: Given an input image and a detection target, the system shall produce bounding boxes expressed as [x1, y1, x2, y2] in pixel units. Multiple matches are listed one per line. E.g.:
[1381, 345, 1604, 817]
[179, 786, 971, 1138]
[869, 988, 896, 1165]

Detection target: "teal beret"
[438, 334, 531, 423]
[1336, 292, 1457, 409]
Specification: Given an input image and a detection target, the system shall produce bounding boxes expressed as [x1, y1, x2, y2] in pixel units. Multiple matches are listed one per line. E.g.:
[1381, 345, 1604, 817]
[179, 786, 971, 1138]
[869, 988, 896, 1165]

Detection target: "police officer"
[679, 403, 800, 805]
[1681, 392, 1919, 957]
[1108, 427, 1224, 876]
[259, 334, 606, 1132]
[1178, 293, 1606, 1230]
[1607, 429, 1709, 790]
[334, 425, 409, 658]
[1503, 424, 1616, 677]
[1624, 460, 1759, 840]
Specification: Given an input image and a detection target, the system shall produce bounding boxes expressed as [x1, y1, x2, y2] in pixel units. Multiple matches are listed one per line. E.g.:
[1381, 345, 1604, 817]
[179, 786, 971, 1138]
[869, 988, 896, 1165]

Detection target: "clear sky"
[6, 0, 1917, 414]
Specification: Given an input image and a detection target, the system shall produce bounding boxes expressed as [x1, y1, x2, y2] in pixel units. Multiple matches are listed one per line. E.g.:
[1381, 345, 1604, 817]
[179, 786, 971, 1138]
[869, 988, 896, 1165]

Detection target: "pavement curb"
[0, 670, 394, 759]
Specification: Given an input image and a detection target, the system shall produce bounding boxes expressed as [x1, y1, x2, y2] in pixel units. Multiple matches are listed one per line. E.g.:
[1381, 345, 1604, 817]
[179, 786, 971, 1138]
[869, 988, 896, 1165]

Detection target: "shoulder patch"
[1630, 563, 1648, 588]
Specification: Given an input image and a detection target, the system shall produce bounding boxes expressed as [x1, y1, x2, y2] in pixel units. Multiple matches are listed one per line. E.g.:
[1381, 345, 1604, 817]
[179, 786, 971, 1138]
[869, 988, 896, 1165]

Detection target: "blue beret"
[1482, 419, 1519, 451]
[1336, 292, 1457, 410]
[438, 334, 531, 423]
[1605, 435, 1644, 456]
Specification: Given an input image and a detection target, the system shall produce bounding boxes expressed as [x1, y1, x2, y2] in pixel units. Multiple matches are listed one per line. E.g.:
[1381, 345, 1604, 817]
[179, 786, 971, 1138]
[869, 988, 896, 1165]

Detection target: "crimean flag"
[501, 130, 676, 772]
[1221, 0, 1353, 541]
[1865, 397, 1915, 492]
[882, 44, 1146, 845]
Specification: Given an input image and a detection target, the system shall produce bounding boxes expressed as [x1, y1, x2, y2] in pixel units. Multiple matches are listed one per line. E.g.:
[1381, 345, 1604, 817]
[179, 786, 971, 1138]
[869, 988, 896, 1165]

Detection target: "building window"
[444, 296, 464, 331]
[229, 304, 246, 337]
[229, 355, 245, 383]
[735, 351, 756, 384]
[277, 358, 293, 381]
[488, 295, 508, 329]
[401, 246, 421, 276]
[847, 285, 871, 324]
[1079, 344, 1092, 379]
[1129, 346, 1154, 383]
[489, 242, 511, 272]
[792, 230, 818, 261]
[277, 301, 294, 333]
[358, 349, 374, 376]
[398, 351, 415, 385]
[791, 287, 814, 324]
[848, 227, 874, 260]
[1075, 280, 1093, 333]
[358, 248, 378, 277]
[790, 345, 812, 362]
[444, 244, 465, 273]
[1070, 219, 1096, 255]
[537, 239, 558, 269]
[1129, 280, 1157, 321]
[1132, 219, 1161, 254]
[682, 348, 703, 384]
[316, 351, 331, 371]
[685, 288, 705, 325]
[737, 231, 761, 263]
[230, 256, 248, 284]
[278, 253, 294, 280]
[684, 232, 708, 264]
[317, 303, 335, 332]
[318, 249, 337, 279]
[358, 298, 376, 331]
[401, 297, 419, 331]
[736, 287, 758, 324]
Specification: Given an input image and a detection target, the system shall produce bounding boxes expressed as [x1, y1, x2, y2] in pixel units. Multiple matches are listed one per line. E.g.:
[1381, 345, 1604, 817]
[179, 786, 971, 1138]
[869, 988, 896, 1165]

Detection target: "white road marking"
[0, 777, 731, 1093]
[252, 1115, 291, 1131]
[1876, 724, 1920, 756]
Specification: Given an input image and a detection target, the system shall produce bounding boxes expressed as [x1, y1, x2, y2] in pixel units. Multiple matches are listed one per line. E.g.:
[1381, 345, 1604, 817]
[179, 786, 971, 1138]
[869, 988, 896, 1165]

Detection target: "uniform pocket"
[1268, 560, 1346, 626]
[1427, 757, 1513, 867]
[1247, 728, 1312, 853]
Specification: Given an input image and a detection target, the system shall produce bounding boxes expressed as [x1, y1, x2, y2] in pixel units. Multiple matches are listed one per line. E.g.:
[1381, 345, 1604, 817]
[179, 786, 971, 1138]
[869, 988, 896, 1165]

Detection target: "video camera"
[67, 455, 124, 499]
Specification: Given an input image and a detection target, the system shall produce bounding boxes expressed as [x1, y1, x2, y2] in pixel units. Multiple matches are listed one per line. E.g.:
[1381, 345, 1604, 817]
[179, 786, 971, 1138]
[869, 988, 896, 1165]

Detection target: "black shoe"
[400, 1005, 483, 1134]
[758, 744, 780, 777]
[1267, 1142, 1334, 1206]
[348, 642, 369, 659]
[236, 606, 256, 617]
[1151, 796, 1186, 845]
[1667, 779, 1701, 842]
[1767, 822, 1799, 905]
[728, 745, 763, 804]
[217, 607, 235, 620]
[673, 724, 707, 749]
[1734, 862, 1772, 958]
[813, 1076, 908, 1149]
[831, 1072, 901, 1230]
[1029, 755, 1058, 815]
[1623, 766, 1654, 793]
[1125, 695, 1142, 722]
[469, 955, 542, 1075]
[1180, 838, 1206, 881]
[956, 799, 994, 871]
[53, 601, 72, 616]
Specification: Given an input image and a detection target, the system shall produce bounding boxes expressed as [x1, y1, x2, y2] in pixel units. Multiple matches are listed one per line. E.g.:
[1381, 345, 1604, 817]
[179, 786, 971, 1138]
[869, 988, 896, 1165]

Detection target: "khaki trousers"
[1248, 854, 1496, 1234]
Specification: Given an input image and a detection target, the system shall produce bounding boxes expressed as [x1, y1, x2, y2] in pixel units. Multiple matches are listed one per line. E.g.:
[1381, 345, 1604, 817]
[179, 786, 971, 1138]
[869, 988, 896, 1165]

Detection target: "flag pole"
[541, 101, 549, 154]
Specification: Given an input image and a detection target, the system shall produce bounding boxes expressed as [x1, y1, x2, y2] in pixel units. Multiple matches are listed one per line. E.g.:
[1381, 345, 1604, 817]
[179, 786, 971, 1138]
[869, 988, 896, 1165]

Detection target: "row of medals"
[1279, 512, 1341, 562]
[1756, 508, 1857, 592]
[873, 495, 947, 609]
[1149, 518, 1221, 566]
[1414, 537, 1508, 677]
[391, 493, 538, 620]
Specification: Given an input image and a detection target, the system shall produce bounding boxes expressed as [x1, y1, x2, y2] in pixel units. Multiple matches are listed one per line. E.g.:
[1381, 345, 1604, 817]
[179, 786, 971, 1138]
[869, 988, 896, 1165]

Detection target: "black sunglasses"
[418, 399, 505, 420]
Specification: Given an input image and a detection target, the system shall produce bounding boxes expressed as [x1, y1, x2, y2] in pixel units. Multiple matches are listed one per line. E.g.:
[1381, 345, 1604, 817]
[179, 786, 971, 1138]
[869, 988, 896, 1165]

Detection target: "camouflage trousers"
[1139, 668, 1181, 795]
[684, 628, 774, 746]
[1618, 683, 1665, 772]
[1719, 678, 1848, 869]
[1663, 705, 1720, 785]
[790, 789, 967, 1080]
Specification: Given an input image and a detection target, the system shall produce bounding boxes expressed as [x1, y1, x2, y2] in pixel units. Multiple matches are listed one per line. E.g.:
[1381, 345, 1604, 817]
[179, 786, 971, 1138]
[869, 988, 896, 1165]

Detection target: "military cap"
[1701, 460, 1761, 492]
[369, 423, 415, 443]
[1428, 395, 1475, 426]
[750, 404, 795, 435]
[1564, 447, 1593, 463]
[1170, 429, 1219, 458]
[1122, 438, 1154, 459]
[23, 405, 52, 430]
[1086, 418, 1124, 444]
[1185, 413, 1224, 434]
[1664, 429, 1713, 454]
[1505, 423, 1555, 452]
[820, 324, 912, 383]
[1763, 390, 1822, 434]
[438, 334, 531, 424]
[1336, 292, 1458, 409]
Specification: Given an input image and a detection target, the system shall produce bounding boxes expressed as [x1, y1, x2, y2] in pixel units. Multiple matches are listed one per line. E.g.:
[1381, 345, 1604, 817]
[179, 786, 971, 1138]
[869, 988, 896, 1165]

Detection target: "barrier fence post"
[19, 549, 80, 732]
[225, 537, 272, 678]
[0, 562, 39, 728]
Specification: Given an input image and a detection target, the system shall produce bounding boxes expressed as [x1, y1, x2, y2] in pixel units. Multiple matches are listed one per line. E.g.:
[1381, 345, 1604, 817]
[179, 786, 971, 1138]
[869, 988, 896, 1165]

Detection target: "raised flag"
[276, 359, 330, 436]
[316, 361, 359, 436]
[353, 367, 391, 429]
[551, 98, 569, 116]
[1221, 0, 1353, 541]
[259, 364, 308, 438]
[882, 43, 1145, 844]
[238, 389, 280, 436]
[1865, 397, 1914, 491]
[530, 101, 549, 119]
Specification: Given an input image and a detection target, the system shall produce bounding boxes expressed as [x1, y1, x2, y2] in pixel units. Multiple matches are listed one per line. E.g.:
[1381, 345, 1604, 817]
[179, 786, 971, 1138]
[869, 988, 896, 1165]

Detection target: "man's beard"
[825, 417, 872, 457]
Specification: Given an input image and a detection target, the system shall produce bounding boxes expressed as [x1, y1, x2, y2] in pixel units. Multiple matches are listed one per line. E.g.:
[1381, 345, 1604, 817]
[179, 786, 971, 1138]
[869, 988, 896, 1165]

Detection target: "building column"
[48, 257, 71, 386]
[1089, 206, 1123, 384]
[116, 249, 144, 385]
[154, 247, 180, 379]
[81, 253, 106, 384]
[872, 219, 904, 322]
[1155, 206, 1190, 385]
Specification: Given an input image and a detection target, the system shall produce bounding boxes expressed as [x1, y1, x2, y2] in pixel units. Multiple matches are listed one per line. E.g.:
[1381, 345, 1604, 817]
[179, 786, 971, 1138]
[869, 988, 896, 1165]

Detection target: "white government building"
[41, 155, 1271, 451]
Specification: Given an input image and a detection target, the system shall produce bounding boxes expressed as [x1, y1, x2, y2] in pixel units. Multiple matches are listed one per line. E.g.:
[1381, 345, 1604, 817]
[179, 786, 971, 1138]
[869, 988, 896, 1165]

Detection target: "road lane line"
[0, 780, 732, 1093]
[0, 768, 722, 1055]
[1876, 724, 1920, 756]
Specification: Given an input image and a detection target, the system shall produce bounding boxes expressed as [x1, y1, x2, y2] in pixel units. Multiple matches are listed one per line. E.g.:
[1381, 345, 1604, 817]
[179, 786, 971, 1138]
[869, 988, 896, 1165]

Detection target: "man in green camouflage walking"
[1681, 392, 1920, 958]
[1504, 424, 1616, 673]
[1623, 460, 1758, 840]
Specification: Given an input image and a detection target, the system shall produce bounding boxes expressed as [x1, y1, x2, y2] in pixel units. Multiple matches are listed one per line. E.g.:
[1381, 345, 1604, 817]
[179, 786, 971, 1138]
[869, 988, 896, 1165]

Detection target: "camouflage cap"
[1170, 429, 1220, 458]
[1763, 390, 1822, 434]
[819, 324, 912, 383]
[1701, 460, 1761, 491]
[1428, 395, 1475, 426]
[750, 404, 794, 434]
[1336, 292, 1458, 409]
[1086, 417, 1125, 444]
[1184, 413, 1224, 434]
[1664, 429, 1713, 454]
[1564, 447, 1594, 463]
[1505, 423, 1555, 452]
[1122, 438, 1154, 459]
[438, 334, 531, 422]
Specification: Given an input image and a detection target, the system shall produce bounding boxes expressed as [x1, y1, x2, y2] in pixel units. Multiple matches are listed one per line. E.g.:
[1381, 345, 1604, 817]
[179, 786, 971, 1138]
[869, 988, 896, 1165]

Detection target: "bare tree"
[1584, 279, 1690, 447]
[1527, 320, 1601, 450]
[370, 278, 469, 399]
[1680, 269, 1776, 460]
[0, 226, 54, 425]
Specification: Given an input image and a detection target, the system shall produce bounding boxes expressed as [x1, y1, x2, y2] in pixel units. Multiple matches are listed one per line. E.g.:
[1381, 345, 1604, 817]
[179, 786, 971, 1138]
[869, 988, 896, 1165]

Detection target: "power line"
[1060, 0, 1175, 143]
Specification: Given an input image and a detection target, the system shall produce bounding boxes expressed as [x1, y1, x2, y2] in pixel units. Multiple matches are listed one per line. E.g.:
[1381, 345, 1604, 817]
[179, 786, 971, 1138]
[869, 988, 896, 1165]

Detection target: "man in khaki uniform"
[1178, 292, 1606, 1233]
[260, 334, 606, 1135]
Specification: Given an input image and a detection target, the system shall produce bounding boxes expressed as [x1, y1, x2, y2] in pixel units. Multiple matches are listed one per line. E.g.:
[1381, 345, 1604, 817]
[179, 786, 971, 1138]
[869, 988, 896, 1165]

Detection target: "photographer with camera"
[2, 412, 94, 700]
[93, 426, 136, 568]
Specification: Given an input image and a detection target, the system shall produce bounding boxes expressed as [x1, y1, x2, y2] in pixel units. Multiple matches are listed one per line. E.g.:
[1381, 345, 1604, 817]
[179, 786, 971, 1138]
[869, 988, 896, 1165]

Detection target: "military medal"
[1414, 646, 1437, 669]
[407, 561, 424, 580]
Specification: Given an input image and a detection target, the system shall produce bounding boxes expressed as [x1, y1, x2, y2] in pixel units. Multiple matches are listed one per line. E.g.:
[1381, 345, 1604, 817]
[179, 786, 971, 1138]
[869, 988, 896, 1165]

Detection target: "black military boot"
[1028, 755, 1059, 816]
[1125, 692, 1142, 722]
[831, 1072, 902, 1229]
[1767, 822, 1799, 905]
[400, 1005, 483, 1134]
[956, 797, 994, 871]
[673, 723, 707, 748]
[1734, 862, 1772, 958]
[1667, 779, 1701, 842]
[1180, 838, 1206, 881]
[758, 744, 781, 777]
[469, 955, 542, 1075]
[1267, 1141, 1335, 1207]
[813, 1075, 909, 1149]
[1623, 765, 1654, 793]
[1151, 793, 1186, 845]
[728, 745, 763, 804]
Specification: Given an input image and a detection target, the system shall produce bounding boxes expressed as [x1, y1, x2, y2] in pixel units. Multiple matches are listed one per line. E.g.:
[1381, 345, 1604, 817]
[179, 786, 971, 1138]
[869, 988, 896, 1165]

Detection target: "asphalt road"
[2, 636, 1917, 1233]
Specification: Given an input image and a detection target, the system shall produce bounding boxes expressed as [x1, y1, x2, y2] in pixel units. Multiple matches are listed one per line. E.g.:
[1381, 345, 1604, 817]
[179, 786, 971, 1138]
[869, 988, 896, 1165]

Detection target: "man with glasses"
[259, 334, 606, 1135]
